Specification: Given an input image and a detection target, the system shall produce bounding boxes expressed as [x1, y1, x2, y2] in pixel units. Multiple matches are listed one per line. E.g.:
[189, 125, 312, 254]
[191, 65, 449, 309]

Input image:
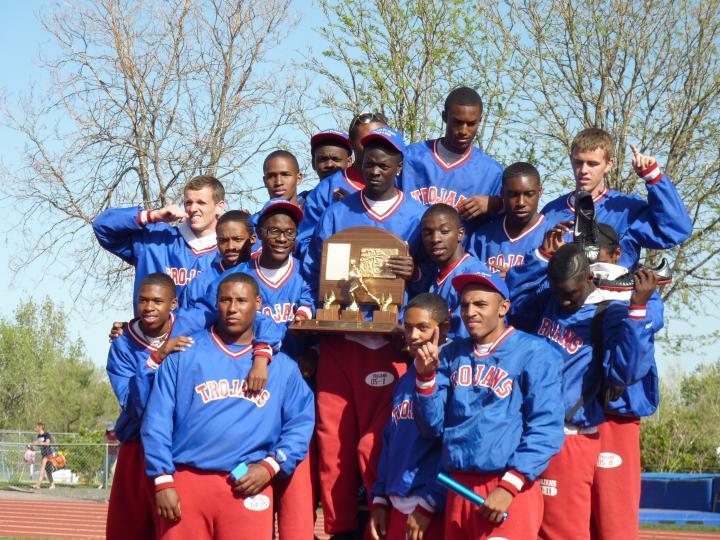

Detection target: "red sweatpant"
[386, 506, 444, 540]
[445, 472, 543, 539]
[539, 432, 601, 540]
[316, 335, 407, 534]
[157, 467, 273, 540]
[591, 416, 641, 540]
[274, 452, 314, 540]
[106, 441, 156, 540]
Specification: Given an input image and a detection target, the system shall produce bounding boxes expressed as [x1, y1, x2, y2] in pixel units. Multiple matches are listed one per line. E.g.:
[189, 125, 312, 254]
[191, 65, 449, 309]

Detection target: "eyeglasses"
[349, 111, 388, 134]
[262, 227, 297, 240]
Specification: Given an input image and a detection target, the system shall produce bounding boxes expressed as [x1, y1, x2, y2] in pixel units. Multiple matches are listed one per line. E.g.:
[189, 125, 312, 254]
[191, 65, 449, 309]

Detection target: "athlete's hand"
[630, 268, 657, 306]
[487, 262, 509, 279]
[156, 487, 181, 522]
[629, 143, 657, 175]
[246, 357, 269, 395]
[333, 187, 350, 201]
[233, 463, 272, 497]
[542, 220, 573, 257]
[480, 486, 513, 524]
[156, 336, 194, 362]
[369, 506, 388, 539]
[406, 507, 432, 540]
[108, 321, 127, 342]
[414, 326, 440, 377]
[458, 195, 502, 220]
[151, 204, 188, 224]
[386, 255, 416, 281]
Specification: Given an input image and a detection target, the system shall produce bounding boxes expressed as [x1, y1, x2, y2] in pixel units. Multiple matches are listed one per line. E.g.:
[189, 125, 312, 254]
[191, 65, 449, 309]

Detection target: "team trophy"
[290, 226, 407, 334]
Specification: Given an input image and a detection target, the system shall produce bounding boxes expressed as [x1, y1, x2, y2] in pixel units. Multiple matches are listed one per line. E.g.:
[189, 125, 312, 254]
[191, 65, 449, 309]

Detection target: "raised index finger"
[629, 143, 640, 158]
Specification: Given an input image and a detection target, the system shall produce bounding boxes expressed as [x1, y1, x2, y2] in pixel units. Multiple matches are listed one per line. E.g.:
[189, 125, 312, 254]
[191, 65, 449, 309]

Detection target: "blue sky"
[0, 1, 716, 376]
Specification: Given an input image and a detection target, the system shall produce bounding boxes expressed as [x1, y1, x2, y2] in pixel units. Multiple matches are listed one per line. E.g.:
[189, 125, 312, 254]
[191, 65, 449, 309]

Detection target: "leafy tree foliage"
[0, 298, 117, 432]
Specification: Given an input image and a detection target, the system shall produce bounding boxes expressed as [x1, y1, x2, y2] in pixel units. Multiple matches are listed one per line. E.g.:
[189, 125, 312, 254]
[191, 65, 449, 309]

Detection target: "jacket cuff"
[639, 162, 663, 185]
[416, 498, 436, 516]
[416, 373, 436, 395]
[498, 469, 526, 496]
[252, 344, 273, 364]
[154, 474, 175, 492]
[371, 496, 389, 509]
[259, 457, 280, 479]
[295, 306, 313, 320]
[628, 305, 647, 319]
[145, 351, 163, 370]
[536, 247, 552, 262]
[137, 210, 156, 226]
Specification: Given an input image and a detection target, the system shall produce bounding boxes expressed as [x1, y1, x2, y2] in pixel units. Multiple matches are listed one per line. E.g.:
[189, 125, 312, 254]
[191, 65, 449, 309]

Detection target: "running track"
[1, 496, 719, 539]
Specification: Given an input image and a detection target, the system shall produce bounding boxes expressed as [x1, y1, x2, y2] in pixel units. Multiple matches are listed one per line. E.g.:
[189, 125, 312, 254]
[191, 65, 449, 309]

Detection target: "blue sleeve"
[506, 250, 551, 332]
[126, 357, 159, 422]
[141, 353, 180, 477]
[413, 359, 451, 439]
[92, 207, 144, 265]
[371, 418, 393, 500]
[507, 345, 565, 481]
[106, 343, 135, 409]
[625, 175, 692, 250]
[300, 277, 316, 315]
[297, 182, 332, 257]
[301, 206, 335, 299]
[254, 312, 283, 354]
[602, 303, 656, 387]
[271, 362, 315, 476]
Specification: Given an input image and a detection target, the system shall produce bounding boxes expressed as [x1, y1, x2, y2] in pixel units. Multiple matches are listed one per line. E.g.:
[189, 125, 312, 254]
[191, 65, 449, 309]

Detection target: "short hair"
[548, 244, 590, 283]
[421, 203, 461, 228]
[140, 272, 177, 297]
[571, 128, 615, 162]
[263, 150, 300, 173]
[406, 293, 449, 324]
[184, 175, 225, 203]
[218, 272, 259, 297]
[444, 86, 483, 116]
[217, 209, 253, 236]
[363, 138, 402, 160]
[35, 422, 44, 429]
[502, 162, 541, 187]
[597, 222, 620, 252]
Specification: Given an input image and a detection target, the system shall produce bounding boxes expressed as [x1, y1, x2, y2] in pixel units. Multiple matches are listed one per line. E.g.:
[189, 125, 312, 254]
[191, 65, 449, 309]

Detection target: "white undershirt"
[259, 257, 292, 284]
[364, 191, 401, 214]
[131, 320, 168, 349]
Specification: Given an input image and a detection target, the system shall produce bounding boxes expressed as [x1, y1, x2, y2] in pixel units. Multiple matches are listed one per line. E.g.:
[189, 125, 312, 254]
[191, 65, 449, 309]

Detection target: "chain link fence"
[0, 430, 119, 491]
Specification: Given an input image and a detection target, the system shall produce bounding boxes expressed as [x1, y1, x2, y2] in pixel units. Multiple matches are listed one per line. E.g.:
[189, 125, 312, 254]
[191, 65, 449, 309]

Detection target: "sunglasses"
[349, 111, 388, 133]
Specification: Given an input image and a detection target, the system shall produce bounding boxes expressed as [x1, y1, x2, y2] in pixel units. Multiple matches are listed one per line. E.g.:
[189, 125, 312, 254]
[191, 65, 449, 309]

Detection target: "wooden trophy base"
[290, 307, 399, 335]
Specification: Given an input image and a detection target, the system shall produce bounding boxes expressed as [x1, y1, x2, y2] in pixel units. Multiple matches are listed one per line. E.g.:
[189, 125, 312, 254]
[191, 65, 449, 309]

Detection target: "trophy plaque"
[290, 226, 407, 334]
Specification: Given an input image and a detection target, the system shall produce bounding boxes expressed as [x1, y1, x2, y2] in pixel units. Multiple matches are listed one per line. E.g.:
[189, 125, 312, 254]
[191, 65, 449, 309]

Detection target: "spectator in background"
[105, 421, 119, 480]
[33, 422, 55, 490]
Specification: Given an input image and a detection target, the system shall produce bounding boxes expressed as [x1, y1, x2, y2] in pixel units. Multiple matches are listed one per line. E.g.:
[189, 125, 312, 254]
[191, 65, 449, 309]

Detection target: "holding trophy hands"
[541, 220, 573, 257]
[414, 326, 441, 377]
[150, 204, 189, 224]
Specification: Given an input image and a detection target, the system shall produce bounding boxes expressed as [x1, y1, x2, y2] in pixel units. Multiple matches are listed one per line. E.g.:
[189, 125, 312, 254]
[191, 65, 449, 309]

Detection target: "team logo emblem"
[244, 494, 271, 511]
[597, 452, 623, 469]
[365, 371, 395, 387]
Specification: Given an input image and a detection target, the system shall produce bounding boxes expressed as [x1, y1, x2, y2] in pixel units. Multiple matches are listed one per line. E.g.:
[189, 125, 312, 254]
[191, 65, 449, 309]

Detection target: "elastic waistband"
[564, 423, 598, 435]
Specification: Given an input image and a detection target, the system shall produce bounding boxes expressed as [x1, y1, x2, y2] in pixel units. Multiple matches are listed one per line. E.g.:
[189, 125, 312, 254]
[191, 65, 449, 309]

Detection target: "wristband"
[154, 474, 175, 492]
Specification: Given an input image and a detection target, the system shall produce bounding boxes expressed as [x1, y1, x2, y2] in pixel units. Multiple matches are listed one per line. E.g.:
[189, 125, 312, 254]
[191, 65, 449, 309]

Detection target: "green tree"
[0, 298, 117, 431]
[307, 0, 520, 156]
[642, 363, 720, 472]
